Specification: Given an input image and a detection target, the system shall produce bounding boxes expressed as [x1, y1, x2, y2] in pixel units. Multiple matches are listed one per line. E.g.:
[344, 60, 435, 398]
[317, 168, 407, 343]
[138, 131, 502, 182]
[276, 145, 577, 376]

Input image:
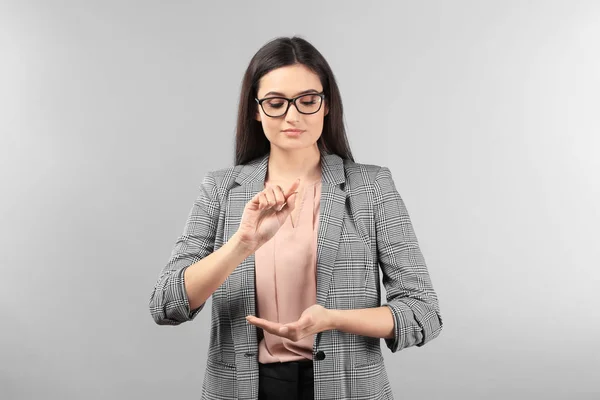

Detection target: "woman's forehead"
[257, 65, 322, 97]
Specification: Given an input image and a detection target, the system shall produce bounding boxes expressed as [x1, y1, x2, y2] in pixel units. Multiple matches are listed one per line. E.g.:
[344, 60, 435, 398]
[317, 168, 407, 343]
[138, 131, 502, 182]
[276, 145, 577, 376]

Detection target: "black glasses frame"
[255, 92, 326, 117]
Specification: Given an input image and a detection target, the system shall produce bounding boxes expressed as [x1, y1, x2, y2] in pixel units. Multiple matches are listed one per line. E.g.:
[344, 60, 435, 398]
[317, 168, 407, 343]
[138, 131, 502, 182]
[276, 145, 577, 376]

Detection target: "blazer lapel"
[315, 153, 346, 307]
[225, 154, 268, 354]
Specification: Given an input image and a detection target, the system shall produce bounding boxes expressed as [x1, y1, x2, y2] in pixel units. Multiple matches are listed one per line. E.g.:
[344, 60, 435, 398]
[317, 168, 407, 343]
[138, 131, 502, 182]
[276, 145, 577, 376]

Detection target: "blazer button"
[244, 352, 255, 357]
[315, 351, 326, 361]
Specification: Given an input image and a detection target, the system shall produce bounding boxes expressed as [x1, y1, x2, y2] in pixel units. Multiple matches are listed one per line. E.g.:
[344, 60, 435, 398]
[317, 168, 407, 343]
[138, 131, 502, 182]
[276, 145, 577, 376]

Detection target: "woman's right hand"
[234, 179, 301, 252]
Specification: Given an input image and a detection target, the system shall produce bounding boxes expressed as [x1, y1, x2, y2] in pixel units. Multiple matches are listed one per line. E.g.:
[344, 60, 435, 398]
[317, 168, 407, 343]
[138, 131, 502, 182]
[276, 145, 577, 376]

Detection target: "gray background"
[1, 1, 599, 399]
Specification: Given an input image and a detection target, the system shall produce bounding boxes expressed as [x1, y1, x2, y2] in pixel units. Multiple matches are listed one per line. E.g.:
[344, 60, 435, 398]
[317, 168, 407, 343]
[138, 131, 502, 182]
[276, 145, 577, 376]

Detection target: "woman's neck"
[266, 145, 322, 183]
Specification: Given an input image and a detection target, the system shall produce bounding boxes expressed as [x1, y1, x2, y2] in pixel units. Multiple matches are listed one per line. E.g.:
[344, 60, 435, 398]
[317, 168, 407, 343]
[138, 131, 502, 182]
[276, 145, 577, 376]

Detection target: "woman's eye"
[267, 102, 284, 108]
[301, 101, 316, 106]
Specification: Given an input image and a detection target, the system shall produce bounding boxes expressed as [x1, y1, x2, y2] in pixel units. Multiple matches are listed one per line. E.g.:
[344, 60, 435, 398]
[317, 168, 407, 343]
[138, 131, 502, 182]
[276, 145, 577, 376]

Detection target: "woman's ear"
[255, 107, 262, 121]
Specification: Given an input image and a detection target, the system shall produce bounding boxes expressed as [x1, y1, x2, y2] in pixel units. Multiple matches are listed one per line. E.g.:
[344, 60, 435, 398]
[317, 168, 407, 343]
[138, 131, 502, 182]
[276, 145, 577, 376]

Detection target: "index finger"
[285, 178, 301, 197]
[246, 316, 283, 333]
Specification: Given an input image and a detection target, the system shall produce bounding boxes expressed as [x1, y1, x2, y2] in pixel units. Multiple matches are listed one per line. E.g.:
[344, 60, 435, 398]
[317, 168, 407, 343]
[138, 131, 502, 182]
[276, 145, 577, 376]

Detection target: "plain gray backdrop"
[1, 1, 599, 399]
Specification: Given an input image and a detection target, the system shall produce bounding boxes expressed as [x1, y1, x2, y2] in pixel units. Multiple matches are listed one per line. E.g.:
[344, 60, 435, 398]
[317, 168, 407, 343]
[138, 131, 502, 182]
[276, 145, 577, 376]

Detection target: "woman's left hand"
[246, 304, 333, 342]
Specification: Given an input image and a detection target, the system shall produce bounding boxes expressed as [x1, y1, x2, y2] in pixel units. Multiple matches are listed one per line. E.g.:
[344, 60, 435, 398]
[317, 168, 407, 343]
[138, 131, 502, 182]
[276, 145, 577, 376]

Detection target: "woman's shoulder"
[201, 164, 243, 189]
[343, 158, 381, 173]
[341, 157, 388, 185]
[201, 155, 265, 190]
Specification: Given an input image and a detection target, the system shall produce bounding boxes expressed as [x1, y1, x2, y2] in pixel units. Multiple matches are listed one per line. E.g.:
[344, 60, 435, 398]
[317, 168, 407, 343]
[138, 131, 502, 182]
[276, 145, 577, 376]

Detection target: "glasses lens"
[296, 94, 322, 114]
[262, 98, 288, 117]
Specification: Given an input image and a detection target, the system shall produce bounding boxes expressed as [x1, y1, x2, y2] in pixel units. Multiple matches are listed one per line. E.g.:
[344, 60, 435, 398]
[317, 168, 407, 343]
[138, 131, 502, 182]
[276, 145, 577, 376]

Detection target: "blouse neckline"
[264, 176, 322, 187]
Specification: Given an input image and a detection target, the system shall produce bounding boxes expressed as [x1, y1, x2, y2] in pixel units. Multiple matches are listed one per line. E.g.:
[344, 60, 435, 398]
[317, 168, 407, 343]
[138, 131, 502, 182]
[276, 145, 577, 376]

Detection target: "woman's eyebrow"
[262, 89, 321, 97]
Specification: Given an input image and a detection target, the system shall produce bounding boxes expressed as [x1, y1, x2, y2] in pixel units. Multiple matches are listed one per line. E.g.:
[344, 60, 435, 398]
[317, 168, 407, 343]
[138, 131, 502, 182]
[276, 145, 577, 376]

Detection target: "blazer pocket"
[353, 351, 384, 368]
[352, 355, 390, 400]
[207, 356, 236, 370]
[204, 358, 238, 399]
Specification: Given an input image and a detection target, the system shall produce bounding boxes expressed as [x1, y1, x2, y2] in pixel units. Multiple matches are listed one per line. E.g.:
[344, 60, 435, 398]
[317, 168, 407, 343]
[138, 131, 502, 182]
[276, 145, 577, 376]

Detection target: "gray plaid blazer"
[149, 152, 443, 400]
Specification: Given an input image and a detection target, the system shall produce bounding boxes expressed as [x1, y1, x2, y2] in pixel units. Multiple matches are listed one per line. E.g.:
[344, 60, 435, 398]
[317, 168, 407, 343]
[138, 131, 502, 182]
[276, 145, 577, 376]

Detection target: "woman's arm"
[328, 306, 395, 339]
[373, 166, 443, 352]
[150, 172, 254, 325]
[246, 304, 395, 342]
[183, 232, 253, 311]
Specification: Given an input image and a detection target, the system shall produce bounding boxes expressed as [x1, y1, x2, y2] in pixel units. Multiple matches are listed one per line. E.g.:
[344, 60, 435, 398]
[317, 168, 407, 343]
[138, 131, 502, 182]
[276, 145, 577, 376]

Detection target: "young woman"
[149, 36, 443, 400]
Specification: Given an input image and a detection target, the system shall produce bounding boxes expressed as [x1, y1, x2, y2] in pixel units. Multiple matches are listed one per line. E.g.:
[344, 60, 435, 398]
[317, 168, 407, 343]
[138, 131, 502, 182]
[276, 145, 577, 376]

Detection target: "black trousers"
[258, 360, 314, 400]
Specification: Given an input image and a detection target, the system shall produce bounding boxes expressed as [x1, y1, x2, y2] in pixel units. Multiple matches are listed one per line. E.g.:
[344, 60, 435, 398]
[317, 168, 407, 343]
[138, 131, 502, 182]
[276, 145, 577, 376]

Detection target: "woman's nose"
[285, 101, 301, 122]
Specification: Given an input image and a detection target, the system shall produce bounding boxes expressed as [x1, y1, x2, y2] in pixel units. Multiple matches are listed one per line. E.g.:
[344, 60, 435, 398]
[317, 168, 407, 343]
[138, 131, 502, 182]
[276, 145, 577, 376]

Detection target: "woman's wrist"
[326, 308, 341, 331]
[230, 231, 258, 256]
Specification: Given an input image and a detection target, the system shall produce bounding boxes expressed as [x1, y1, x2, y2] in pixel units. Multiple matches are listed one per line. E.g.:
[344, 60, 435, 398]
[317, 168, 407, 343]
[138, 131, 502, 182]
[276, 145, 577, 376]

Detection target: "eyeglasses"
[255, 92, 326, 118]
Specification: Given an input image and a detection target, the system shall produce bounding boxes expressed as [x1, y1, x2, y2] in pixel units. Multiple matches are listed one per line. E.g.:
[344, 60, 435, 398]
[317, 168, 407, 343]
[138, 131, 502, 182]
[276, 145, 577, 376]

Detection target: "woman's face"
[255, 64, 328, 153]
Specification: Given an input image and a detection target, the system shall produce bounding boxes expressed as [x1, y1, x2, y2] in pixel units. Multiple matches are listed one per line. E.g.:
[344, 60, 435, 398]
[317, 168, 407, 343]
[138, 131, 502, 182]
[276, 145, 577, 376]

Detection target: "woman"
[149, 36, 443, 400]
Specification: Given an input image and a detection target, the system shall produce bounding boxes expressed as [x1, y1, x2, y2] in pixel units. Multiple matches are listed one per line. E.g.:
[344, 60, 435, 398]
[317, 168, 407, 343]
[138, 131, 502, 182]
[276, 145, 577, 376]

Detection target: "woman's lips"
[282, 129, 304, 137]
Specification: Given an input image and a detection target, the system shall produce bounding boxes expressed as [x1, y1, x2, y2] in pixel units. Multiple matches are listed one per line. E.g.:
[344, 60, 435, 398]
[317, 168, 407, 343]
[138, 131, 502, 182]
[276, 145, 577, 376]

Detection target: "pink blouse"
[255, 178, 322, 363]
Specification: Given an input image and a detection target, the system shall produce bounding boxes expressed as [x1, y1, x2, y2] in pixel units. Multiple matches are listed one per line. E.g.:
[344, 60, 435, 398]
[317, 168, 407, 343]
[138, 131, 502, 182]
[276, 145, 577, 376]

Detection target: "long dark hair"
[234, 36, 354, 165]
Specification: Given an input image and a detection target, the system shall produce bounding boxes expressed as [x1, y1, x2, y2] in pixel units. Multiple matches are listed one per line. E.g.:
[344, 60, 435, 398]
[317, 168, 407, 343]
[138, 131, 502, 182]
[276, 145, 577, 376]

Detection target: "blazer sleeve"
[149, 171, 220, 325]
[374, 166, 443, 352]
